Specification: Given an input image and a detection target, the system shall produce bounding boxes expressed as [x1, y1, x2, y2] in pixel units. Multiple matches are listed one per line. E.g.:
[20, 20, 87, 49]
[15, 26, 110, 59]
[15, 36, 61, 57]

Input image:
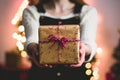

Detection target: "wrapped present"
[39, 25, 80, 64]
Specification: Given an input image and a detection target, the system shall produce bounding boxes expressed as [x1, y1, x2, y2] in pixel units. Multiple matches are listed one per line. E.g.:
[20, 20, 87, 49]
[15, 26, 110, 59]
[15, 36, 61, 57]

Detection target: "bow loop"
[48, 34, 69, 49]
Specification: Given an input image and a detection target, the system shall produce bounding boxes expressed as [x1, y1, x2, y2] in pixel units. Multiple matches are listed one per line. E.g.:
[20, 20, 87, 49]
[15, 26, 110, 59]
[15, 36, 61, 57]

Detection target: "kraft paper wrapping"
[39, 25, 80, 64]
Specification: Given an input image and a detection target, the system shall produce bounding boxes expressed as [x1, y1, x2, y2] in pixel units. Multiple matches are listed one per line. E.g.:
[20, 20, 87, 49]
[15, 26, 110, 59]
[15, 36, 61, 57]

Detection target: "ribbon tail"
[49, 42, 56, 48]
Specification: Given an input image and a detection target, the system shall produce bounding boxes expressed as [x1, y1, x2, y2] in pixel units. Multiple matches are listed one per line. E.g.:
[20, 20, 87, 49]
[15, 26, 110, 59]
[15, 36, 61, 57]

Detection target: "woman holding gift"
[22, 0, 98, 80]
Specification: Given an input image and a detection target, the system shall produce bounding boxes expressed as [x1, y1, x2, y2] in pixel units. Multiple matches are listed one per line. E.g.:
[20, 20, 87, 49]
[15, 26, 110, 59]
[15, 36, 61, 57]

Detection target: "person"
[22, 0, 98, 80]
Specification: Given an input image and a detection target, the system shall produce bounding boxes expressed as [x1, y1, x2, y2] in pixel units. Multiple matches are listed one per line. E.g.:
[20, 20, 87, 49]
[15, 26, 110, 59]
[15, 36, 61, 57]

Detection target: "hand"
[27, 43, 40, 67]
[27, 43, 53, 68]
[70, 43, 86, 67]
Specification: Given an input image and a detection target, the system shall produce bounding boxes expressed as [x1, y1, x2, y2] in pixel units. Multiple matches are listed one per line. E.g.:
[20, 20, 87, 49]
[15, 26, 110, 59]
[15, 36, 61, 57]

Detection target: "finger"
[79, 48, 85, 64]
[70, 46, 85, 67]
[30, 54, 41, 67]
[48, 65, 53, 68]
[44, 64, 48, 67]
[44, 64, 53, 68]
[70, 58, 83, 67]
[70, 63, 81, 67]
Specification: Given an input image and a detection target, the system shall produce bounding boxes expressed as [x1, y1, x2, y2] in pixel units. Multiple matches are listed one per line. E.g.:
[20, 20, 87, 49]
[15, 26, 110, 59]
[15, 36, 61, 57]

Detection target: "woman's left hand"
[70, 43, 86, 67]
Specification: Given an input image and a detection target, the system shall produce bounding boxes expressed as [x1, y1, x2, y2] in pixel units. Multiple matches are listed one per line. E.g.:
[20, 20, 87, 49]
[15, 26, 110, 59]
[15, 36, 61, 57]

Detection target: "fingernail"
[49, 65, 53, 68]
[45, 64, 48, 67]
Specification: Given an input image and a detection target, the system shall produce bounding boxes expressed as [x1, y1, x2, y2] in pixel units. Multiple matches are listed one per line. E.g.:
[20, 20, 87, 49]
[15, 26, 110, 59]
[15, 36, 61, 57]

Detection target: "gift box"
[39, 25, 80, 64]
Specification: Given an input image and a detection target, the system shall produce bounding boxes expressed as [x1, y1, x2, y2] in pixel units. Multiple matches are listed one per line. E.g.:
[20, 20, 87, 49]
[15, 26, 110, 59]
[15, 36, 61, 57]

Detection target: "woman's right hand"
[26, 43, 53, 68]
[27, 43, 41, 67]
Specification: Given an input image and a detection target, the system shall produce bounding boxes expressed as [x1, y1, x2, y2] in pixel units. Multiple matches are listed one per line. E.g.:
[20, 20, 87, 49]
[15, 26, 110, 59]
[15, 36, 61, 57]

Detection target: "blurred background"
[0, 0, 120, 80]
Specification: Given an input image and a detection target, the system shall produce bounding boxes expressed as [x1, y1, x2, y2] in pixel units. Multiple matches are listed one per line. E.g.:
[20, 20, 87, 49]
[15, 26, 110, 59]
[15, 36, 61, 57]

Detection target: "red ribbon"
[40, 34, 80, 63]
[47, 34, 80, 49]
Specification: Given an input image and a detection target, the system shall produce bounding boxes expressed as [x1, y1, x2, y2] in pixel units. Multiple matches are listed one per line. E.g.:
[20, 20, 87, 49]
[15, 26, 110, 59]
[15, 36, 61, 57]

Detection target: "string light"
[21, 36, 26, 42]
[92, 47, 102, 80]
[12, 0, 29, 57]
[18, 25, 25, 32]
[90, 76, 94, 80]
[21, 51, 27, 57]
[85, 47, 102, 80]
[86, 69, 92, 76]
[12, 32, 18, 39]
[85, 62, 92, 69]
[11, 0, 29, 25]
[16, 41, 24, 51]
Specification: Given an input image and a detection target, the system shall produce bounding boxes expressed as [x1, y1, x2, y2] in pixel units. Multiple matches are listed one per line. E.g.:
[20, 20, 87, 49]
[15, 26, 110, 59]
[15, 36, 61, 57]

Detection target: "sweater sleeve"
[80, 5, 98, 61]
[22, 6, 40, 51]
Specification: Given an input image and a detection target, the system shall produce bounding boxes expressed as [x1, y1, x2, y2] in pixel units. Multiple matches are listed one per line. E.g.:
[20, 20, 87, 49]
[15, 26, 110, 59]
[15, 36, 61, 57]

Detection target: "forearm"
[22, 7, 39, 50]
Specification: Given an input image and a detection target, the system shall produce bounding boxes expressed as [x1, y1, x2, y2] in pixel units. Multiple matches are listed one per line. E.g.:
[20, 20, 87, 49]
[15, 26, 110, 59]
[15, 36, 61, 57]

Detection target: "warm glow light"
[85, 62, 92, 69]
[92, 71, 99, 79]
[86, 69, 92, 76]
[18, 45, 24, 51]
[95, 60, 101, 65]
[92, 67, 99, 80]
[12, 32, 18, 39]
[90, 76, 94, 80]
[16, 34, 22, 41]
[11, 16, 19, 25]
[93, 70, 98, 76]
[21, 36, 26, 42]
[16, 41, 24, 51]
[11, 0, 29, 25]
[21, 51, 27, 57]
[13, 32, 26, 42]
[18, 25, 25, 32]
[96, 47, 102, 55]
[98, 13, 103, 24]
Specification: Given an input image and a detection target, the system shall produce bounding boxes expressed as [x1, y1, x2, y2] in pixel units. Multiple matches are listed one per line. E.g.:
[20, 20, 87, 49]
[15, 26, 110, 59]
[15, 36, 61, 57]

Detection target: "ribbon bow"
[48, 34, 79, 49]
[48, 34, 69, 48]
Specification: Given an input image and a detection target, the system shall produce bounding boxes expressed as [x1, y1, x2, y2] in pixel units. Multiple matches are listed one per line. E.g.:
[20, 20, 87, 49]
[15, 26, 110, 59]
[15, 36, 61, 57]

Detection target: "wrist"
[82, 44, 91, 55]
[81, 43, 92, 61]
[26, 43, 39, 56]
